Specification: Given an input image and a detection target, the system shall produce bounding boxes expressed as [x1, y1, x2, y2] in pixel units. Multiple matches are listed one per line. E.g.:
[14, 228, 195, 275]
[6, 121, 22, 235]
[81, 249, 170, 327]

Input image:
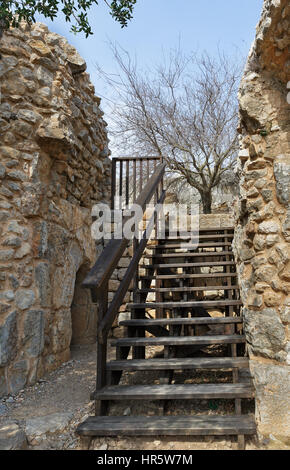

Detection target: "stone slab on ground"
[0, 421, 27, 450]
[25, 412, 74, 444]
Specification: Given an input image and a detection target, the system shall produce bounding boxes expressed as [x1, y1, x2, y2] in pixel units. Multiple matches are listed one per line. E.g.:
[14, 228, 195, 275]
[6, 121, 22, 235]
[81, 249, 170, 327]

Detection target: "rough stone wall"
[0, 23, 111, 396]
[234, 0, 290, 443]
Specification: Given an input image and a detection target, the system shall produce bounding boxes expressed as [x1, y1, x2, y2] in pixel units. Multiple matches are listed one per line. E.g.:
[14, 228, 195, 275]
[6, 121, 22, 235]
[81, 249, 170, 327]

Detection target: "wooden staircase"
[76, 161, 255, 449]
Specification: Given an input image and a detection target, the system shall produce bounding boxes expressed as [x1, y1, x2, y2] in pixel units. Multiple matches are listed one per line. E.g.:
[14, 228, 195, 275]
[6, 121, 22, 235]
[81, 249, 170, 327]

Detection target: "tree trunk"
[200, 190, 212, 214]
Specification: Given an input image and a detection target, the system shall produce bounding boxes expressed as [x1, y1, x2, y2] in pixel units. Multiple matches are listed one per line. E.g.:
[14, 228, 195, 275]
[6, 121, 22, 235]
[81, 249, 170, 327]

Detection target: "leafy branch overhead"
[0, 0, 137, 36]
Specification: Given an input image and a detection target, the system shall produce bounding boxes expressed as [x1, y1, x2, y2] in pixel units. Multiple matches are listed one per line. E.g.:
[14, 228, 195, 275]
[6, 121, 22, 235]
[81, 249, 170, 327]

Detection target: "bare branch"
[96, 45, 243, 213]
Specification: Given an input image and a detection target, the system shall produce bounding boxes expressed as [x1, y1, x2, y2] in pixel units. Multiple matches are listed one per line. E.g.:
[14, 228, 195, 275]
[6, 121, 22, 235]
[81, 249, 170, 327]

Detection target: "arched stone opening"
[70, 264, 98, 347]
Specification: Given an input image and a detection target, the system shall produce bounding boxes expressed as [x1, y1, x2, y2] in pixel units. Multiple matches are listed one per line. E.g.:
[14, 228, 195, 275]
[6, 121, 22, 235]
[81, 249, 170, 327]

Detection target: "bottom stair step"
[77, 415, 256, 437]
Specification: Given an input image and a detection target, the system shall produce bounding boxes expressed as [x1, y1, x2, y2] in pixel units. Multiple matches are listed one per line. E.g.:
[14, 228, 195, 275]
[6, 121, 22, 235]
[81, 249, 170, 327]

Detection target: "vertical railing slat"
[126, 159, 129, 207]
[119, 160, 123, 209]
[133, 159, 137, 203]
[111, 158, 117, 210]
[146, 159, 150, 185]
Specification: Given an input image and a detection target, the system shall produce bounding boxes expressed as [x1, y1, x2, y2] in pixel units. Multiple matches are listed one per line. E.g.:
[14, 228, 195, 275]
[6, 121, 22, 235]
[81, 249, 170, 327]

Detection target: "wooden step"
[146, 251, 234, 259]
[142, 261, 235, 269]
[107, 357, 249, 371]
[94, 383, 254, 401]
[111, 334, 245, 347]
[164, 227, 234, 237]
[160, 233, 234, 242]
[133, 285, 239, 293]
[164, 234, 234, 241]
[197, 226, 234, 232]
[77, 414, 255, 437]
[149, 241, 233, 249]
[120, 316, 243, 326]
[128, 300, 242, 309]
[139, 273, 238, 280]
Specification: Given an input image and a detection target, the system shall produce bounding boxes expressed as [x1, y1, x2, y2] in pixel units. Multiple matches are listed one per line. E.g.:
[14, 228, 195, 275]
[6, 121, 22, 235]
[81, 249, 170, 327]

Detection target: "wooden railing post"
[155, 174, 163, 319]
[131, 236, 145, 359]
[92, 285, 109, 416]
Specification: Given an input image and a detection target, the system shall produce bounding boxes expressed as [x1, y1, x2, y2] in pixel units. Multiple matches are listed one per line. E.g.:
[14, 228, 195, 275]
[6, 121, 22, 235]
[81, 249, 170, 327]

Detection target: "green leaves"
[0, 0, 136, 36]
[109, 0, 136, 28]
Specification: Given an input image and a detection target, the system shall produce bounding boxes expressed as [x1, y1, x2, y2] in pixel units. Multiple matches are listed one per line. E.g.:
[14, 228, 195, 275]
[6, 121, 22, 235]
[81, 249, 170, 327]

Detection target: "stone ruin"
[0, 22, 111, 396]
[234, 0, 289, 443]
[0, 0, 289, 447]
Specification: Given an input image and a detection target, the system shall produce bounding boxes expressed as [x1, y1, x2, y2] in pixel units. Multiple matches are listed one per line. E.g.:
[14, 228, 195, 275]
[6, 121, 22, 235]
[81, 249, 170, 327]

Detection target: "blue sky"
[38, 0, 264, 102]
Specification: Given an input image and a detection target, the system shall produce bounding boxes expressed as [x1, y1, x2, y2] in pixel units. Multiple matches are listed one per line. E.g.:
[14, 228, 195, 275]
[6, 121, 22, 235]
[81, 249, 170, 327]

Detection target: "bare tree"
[97, 45, 243, 213]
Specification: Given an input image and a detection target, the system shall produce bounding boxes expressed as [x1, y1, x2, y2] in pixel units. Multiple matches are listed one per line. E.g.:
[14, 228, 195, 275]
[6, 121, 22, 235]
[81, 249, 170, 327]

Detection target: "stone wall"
[0, 23, 111, 396]
[234, 0, 289, 443]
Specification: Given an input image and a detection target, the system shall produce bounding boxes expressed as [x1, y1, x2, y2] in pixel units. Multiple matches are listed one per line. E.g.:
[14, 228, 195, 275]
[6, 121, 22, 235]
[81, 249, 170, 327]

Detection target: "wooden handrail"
[83, 162, 166, 290]
[83, 161, 166, 409]
[98, 190, 166, 342]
